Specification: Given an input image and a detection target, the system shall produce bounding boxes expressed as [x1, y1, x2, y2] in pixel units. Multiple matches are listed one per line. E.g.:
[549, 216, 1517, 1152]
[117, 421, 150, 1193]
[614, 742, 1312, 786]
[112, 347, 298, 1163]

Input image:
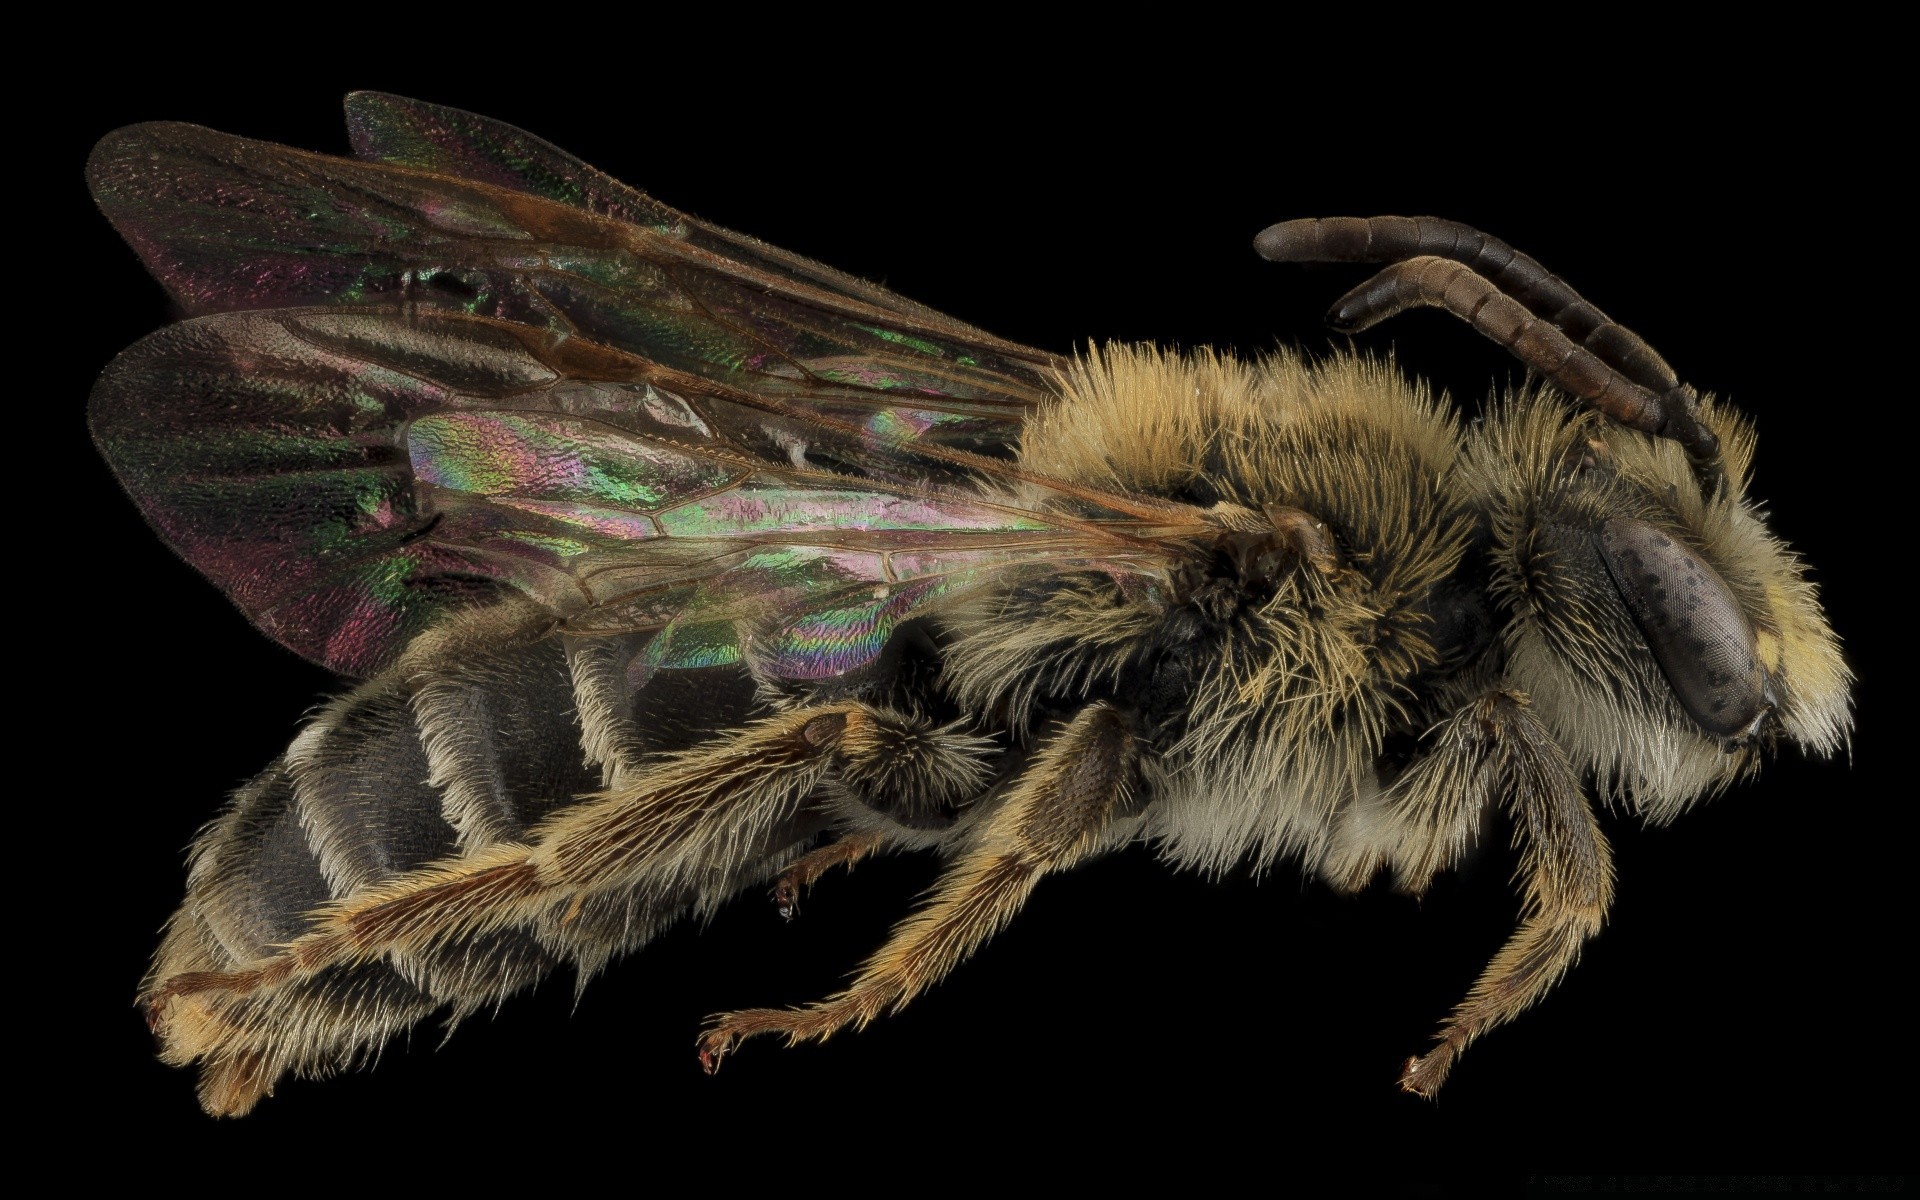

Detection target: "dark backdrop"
[55, 48, 1900, 1193]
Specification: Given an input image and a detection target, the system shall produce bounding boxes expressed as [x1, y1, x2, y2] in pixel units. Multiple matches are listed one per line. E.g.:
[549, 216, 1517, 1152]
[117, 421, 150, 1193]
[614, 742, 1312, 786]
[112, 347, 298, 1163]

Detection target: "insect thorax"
[936, 346, 1491, 874]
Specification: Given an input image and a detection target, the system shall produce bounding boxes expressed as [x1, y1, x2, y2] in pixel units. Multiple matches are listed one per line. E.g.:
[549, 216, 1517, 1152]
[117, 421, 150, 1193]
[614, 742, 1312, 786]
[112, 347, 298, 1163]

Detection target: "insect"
[91, 94, 1851, 1117]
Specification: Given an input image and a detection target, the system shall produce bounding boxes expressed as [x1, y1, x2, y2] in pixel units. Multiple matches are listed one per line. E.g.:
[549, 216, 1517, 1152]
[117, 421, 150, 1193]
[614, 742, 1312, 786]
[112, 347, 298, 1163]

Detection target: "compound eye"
[1596, 518, 1772, 739]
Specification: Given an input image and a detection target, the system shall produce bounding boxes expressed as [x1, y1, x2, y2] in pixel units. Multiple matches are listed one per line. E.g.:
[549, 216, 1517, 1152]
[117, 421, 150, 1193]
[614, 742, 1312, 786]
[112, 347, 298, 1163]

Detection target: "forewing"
[87, 102, 1058, 468]
[91, 308, 1134, 677]
[341, 92, 993, 336]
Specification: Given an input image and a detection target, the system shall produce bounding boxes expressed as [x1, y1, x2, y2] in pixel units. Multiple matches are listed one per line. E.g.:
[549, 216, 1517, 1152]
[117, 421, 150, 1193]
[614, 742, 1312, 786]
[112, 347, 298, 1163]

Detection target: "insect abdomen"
[146, 623, 773, 1112]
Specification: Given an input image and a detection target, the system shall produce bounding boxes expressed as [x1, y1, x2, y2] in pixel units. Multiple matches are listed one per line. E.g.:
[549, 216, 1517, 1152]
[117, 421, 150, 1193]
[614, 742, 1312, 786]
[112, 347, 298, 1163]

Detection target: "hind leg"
[147, 704, 996, 1077]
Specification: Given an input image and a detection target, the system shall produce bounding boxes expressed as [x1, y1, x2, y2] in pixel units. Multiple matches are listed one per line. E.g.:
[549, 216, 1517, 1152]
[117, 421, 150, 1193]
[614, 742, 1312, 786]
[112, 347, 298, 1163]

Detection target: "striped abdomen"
[146, 624, 793, 1110]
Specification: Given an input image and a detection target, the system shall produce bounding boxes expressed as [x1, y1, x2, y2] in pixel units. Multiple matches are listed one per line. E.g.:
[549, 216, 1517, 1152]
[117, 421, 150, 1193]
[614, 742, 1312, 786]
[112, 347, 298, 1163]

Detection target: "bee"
[91, 94, 1851, 1117]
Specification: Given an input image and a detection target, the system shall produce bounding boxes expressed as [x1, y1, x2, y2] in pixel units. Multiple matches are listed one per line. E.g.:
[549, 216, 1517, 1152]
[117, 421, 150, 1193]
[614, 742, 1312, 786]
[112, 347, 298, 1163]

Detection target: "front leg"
[1397, 691, 1615, 1097]
[701, 702, 1139, 1067]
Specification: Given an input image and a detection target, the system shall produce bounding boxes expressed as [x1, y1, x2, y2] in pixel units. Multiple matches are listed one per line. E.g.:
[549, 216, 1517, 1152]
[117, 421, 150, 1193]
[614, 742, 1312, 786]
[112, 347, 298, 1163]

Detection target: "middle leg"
[772, 831, 885, 921]
[700, 701, 1140, 1067]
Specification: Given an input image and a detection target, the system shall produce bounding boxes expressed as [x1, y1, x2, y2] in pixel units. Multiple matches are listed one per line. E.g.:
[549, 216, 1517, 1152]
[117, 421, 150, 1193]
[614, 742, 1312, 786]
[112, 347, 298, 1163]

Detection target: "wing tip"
[342, 90, 415, 125]
[86, 120, 189, 198]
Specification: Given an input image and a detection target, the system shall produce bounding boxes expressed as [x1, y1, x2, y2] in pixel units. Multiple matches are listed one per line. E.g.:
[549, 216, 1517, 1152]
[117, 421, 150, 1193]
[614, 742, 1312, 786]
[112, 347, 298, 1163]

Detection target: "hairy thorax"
[944, 346, 1488, 876]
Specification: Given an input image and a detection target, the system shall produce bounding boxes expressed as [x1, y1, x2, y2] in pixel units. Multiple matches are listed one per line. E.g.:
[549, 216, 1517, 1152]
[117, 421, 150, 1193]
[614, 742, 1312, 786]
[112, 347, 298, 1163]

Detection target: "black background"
[55, 43, 1901, 1192]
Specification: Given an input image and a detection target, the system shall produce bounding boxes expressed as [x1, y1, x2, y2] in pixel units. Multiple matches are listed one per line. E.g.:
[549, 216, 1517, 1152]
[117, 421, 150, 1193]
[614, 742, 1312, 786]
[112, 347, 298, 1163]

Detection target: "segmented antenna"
[1256, 217, 1720, 477]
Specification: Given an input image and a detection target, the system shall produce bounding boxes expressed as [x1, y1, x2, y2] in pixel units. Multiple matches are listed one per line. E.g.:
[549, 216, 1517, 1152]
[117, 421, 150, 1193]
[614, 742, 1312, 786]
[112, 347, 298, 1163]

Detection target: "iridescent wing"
[90, 98, 1200, 678]
[92, 304, 1167, 678]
